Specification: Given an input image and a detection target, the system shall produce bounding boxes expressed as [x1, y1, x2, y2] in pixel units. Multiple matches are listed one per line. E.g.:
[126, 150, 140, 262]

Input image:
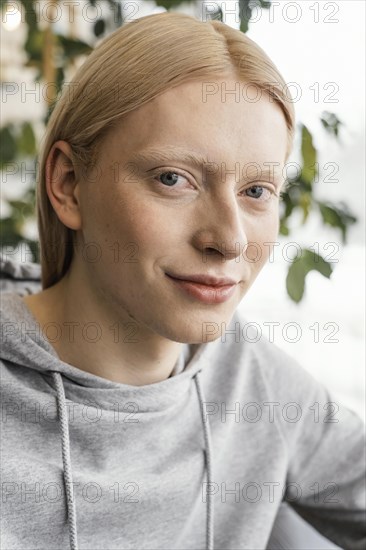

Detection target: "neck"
[22, 263, 183, 386]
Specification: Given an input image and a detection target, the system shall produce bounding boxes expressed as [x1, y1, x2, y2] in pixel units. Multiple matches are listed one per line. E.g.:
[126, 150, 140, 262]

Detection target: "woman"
[1, 11, 364, 550]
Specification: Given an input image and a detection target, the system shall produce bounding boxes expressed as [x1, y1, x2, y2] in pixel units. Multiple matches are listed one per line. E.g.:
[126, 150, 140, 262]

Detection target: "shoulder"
[0, 254, 42, 295]
[214, 307, 331, 404]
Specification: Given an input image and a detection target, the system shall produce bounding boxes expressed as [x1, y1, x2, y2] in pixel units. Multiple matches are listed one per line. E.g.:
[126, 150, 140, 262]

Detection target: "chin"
[155, 310, 237, 345]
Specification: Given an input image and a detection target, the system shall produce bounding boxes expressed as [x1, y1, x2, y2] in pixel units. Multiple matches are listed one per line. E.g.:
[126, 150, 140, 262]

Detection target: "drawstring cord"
[52, 372, 78, 550]
[194, 371, 215, 550]
[52, 369, 214, 550]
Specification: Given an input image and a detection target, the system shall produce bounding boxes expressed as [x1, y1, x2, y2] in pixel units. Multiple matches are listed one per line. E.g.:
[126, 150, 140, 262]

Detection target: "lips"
[165, 272, 238, 287]
[165, 272, 238, 304]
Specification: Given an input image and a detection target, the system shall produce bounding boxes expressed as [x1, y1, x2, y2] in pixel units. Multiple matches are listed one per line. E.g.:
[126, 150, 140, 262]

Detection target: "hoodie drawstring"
[52, 369, 214, 550]
[52, 372, 79, 550]
[194, 371, 215, 550]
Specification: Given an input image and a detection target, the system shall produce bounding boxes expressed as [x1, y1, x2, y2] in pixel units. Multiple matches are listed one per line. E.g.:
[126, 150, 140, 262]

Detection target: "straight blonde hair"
[36, 11, 296, 289]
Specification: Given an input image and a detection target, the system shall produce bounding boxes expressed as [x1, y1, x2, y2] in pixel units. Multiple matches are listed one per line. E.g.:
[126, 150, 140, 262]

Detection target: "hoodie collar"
[0, 292, 209, 411]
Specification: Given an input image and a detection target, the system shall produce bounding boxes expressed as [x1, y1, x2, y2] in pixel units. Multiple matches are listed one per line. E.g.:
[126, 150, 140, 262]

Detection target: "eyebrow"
[129, 146, 209, 170]
[128, 146, 283, 184]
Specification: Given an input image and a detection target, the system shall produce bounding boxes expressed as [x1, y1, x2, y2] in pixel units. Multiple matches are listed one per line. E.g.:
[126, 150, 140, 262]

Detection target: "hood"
[0, 254, 215, 549]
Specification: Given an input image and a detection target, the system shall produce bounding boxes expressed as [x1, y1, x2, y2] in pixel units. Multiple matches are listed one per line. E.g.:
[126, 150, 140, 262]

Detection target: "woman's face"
[74, 76, 288, 343]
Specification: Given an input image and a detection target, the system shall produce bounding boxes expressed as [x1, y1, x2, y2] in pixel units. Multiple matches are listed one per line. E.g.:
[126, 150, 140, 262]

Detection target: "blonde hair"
[36, 11, 296, 289]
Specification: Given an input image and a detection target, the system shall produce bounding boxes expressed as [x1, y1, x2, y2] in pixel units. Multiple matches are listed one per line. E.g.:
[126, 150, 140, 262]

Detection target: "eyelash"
[152, 169, 278, 201]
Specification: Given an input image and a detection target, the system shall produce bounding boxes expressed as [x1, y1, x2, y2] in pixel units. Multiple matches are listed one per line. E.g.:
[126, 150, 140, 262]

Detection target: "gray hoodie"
[1, 256, 365, 550]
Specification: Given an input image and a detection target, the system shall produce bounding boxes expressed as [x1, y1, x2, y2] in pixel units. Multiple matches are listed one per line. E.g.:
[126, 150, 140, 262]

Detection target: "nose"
[192, 193, 248, 262]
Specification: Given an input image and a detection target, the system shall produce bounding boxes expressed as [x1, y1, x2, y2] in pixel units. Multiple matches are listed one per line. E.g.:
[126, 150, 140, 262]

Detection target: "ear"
[45, 140, 82, 230]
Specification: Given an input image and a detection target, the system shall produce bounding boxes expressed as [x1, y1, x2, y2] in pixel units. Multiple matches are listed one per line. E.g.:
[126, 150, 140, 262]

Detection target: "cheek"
[244, 209, 279, 265]
[99, 196, 182, 256]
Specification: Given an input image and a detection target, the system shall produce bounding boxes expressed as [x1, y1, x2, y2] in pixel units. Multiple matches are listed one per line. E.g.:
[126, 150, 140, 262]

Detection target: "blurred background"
[1, 0, 365, 420]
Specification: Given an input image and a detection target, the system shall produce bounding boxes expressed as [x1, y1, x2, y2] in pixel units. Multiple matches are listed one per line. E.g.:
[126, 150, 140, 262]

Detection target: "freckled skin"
[23, 75, 288, 384]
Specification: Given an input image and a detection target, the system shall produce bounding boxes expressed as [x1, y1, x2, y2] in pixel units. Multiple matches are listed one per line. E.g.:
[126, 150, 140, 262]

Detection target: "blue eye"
[245, 186, 271, 200]
[158, 171, 181, 186]
[245, 185, 263, 198]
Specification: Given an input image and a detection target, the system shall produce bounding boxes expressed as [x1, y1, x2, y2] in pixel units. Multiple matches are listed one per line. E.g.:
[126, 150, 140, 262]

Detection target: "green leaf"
[9, 199, 36, 221]
[154, 0, 195, 9]
[259, 0, 272, 8]
[24, 29, 44, 62]
[303, 249, 332, 278]
[27, 239, 40, 263]
[240, 17, 249, 34]
[318, 201, 357, 244]
[0, 217, 24, 247]
[0, 125, 17, 166]
[279, 219, 289, 236]
[300, 124, 317, 186]
[286, 249, 333, 303]
[279, 188, 296, 222]
[19, 0, 38, 30]
[239, 0, 251, 33]
[321, 111, 343, 139]
[55, 67, 65, 96]
[57, 35, 92, 59]
[286, 257, 306, 303]
[105, 0, 123, 26]
[319, 203, 343, 229]
[238, 1, 271, 33]
[299, 192, 311, 223]
[17, 122, 36, 156]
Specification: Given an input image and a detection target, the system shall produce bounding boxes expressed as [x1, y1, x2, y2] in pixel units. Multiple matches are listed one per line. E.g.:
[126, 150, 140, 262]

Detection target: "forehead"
[103, 78, 288, 168]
